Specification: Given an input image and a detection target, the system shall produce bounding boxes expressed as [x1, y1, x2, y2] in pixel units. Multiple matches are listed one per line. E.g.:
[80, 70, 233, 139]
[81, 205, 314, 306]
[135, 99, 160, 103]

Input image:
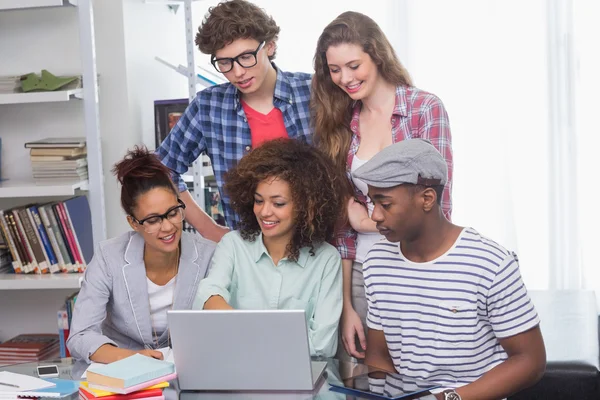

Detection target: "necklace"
[148, 245, 180, 349]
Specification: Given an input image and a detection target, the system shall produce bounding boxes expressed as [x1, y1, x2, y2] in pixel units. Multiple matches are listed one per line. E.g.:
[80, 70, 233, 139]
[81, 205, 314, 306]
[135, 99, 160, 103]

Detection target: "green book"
[86, 354, 175, 389]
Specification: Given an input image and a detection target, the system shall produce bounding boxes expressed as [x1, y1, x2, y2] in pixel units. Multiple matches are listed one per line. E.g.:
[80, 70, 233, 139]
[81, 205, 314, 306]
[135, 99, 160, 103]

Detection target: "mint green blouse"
[194, 231, 342, 357]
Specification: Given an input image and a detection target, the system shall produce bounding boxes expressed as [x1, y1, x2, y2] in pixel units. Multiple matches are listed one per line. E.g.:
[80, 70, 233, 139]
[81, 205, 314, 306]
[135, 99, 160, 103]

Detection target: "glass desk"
[0, 358, 438, 400]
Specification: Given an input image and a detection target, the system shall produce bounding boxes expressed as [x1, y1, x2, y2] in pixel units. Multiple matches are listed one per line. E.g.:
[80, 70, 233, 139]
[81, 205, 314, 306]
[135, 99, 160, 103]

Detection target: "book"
[86, 354, 175, 390]
[79, 382, 165, 400]
[87, 373, 176, 395]
[0, 334, 59, 354]
[62, 196, 93, 266]
[30, 147, 87, 157]
[25, 137, 86, 149]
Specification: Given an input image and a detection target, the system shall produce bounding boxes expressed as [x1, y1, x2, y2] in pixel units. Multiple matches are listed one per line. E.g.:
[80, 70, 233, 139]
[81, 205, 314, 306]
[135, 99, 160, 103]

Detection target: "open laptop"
[167, 309, 327, 391]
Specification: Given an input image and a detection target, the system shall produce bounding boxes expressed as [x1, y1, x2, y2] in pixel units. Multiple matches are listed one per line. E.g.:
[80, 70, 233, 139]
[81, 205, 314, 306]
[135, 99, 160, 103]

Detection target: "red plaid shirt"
[335, 85, 454, 260]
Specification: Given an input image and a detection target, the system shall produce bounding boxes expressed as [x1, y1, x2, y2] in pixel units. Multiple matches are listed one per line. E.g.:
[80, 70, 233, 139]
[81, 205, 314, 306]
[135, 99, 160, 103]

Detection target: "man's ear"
[266, 41, 276, 57]
[422, 187, 437, 212]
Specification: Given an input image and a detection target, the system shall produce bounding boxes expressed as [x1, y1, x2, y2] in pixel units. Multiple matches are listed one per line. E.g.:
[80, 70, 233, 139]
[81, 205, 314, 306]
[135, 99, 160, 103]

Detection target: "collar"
[352, 85, 409, 118]
[230, 63, 292, 110]
[251, 232, 309, 268]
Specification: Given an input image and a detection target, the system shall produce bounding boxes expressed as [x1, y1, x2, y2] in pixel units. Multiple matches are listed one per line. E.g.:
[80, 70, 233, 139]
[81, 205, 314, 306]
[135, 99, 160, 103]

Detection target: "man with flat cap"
[354, 139, 546, 400]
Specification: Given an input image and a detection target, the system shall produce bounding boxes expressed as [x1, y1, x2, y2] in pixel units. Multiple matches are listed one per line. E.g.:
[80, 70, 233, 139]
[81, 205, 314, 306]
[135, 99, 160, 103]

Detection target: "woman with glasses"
[157, 0, 313, 238]
[194, 139, 344, 357]
[311, 12, 454, 362]
[67, 146, 216, 378]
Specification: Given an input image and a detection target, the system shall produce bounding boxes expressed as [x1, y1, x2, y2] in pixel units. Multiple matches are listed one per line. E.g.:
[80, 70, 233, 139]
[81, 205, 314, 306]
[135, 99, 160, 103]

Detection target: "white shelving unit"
[0, 273, 82, 290]
[0, 0, 105, 339]
[0, 0, 76, 11]
[0, 180, 88, 198]
[0, 88, 83, 105]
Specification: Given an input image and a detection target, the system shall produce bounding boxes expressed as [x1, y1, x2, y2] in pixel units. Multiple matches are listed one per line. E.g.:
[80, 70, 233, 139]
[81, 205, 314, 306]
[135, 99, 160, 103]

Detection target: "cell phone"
[36, 365, 59, 378]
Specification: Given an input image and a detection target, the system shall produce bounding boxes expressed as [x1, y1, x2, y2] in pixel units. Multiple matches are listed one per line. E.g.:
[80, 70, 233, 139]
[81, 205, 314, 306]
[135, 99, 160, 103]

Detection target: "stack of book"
[80, 354, 176, 400]
[0, 334, 60, 366]
[0, 76, 19, 94]
[25, 137, 88, 186]
[0, 196, 93, 274]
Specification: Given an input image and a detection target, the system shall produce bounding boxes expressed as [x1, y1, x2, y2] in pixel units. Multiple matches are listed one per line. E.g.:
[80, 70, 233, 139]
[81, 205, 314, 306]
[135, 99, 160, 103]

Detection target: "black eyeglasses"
[130, 199, 186, 234]
[211, 41, 265, 73]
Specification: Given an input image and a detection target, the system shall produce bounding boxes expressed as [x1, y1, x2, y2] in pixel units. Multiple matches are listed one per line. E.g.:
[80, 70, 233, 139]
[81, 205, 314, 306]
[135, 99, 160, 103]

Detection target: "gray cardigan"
[67, 230, 215, 377]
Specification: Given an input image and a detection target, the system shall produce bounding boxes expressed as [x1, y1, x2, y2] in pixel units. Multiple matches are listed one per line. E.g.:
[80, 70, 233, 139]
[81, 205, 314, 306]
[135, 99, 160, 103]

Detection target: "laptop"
[167, 309, 327, 391]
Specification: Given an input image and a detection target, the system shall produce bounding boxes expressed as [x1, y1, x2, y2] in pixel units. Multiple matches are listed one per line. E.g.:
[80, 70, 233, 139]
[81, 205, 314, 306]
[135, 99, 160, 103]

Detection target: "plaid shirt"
[336, 85, 454, 260]
[157, 66, 313, 229]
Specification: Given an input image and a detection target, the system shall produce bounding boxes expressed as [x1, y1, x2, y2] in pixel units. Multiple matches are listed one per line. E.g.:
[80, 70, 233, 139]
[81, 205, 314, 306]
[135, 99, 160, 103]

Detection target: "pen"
[0, 381, 20, 389]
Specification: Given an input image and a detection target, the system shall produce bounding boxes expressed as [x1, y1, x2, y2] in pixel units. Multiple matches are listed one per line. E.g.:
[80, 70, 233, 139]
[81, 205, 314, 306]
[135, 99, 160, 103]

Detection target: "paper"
[0, 371, 55, 392]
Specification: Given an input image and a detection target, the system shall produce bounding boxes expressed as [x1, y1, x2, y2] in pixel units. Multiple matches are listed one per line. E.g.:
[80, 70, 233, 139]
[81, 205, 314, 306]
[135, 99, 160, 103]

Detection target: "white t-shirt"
[146, 276, 176, 337]
[363, 227, 540, 389]
[350, 155, 385, 263]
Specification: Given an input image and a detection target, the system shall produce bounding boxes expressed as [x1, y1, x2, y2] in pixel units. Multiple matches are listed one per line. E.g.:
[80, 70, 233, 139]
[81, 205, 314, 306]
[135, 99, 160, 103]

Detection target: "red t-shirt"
[241, 100, 289, 148]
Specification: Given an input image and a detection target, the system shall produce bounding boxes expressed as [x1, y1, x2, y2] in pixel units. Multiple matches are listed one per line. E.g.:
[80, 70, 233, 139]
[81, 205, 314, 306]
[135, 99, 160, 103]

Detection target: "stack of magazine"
[25, 137, 88, 185]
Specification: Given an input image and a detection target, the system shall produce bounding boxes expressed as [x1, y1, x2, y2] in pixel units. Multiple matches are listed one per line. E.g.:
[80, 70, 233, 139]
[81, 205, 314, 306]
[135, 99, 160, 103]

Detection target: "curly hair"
[196, 0, 280, 59]
[112, 145, 177, 216]
[312, 11, 412, 181]
[224, 139, 345, 261]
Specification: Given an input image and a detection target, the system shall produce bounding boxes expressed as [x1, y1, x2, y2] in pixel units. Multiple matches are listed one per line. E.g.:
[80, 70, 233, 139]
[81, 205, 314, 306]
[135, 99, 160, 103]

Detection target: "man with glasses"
[157, 0, 312, 239]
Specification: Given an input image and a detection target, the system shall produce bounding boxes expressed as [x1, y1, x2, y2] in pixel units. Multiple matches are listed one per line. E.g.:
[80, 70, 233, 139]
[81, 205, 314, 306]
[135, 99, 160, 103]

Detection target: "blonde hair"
[311, 11, 412, 182]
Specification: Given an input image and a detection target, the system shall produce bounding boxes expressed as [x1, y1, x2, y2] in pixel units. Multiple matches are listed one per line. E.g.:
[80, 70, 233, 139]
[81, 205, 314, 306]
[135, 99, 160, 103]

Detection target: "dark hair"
[224, 139, 345, 261]
[312, 11, 412, 179]
[409, 184, 444, 206]
[195, 0, 280, 59]
[112, 146, 178, 216]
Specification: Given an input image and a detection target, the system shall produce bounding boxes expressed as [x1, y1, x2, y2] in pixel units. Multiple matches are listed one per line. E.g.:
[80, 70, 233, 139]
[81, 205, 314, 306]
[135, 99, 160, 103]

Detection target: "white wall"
[94, 0, 191, 238]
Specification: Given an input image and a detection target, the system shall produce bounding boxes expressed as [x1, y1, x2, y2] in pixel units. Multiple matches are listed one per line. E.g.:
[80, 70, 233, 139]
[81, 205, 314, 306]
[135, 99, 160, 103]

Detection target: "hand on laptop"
[341, 307, 366, 358]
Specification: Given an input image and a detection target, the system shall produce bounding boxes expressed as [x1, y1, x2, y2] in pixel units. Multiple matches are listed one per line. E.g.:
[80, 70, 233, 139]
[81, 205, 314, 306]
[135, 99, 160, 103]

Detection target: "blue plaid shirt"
[157, 66, 313, 229]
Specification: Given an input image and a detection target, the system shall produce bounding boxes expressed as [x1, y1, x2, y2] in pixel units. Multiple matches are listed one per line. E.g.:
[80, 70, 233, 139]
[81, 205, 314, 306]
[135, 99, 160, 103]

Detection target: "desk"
[0, 359, 437, 400]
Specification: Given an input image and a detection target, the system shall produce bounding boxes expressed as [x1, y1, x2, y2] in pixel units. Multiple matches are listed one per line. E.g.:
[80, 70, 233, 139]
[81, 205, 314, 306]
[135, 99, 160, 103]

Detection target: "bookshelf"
[0, 0, 104, 340]
[0, 180, 88, 198]
[0, 0, 76, 11]
[0, 272, 82, 290]
[0, 88, 83, 105]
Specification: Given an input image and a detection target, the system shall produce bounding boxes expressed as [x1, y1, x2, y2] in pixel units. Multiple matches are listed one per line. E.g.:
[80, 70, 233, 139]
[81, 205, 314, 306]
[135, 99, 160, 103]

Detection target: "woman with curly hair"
[194, 139, 344, 357]
[311, 11, 454, 361]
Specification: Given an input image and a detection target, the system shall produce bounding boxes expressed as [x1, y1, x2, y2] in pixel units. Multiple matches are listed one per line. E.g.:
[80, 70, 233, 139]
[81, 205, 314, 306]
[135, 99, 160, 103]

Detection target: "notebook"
[78, 385, 163, 400]
[86, 354, 174, 390]
[87, 374, 177, 395]
[79, 381, 169, 398]
[0, 373, 78, 398]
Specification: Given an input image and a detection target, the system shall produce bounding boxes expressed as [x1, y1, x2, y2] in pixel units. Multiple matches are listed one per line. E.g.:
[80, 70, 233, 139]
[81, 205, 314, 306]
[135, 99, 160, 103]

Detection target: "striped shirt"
[335, 85, 453, 260]
[363, 228, 540, 389]
[157, 65, 312, 229]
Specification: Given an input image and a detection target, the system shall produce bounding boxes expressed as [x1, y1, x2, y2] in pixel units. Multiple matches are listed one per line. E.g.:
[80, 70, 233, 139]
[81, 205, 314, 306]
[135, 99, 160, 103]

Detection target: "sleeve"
[307, 250, 343, 357]
[193, 234, 235, 308]
[486, 252, 540, 339]
[364, 258, 383, 330]
[156, 96, 208, 193]
[334, 221, 357, 261]
[66, 244, 117, 364]
[416, 94, 453, 221]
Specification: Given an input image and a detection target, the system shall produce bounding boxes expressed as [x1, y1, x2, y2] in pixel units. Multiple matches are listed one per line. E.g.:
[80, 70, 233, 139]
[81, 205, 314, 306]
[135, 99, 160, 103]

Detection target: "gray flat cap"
[352, 139, 447, 188]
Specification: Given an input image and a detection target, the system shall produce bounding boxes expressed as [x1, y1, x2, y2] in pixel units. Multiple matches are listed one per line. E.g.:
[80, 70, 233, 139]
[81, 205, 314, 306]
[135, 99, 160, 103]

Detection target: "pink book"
[88, 373, 177, 395]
